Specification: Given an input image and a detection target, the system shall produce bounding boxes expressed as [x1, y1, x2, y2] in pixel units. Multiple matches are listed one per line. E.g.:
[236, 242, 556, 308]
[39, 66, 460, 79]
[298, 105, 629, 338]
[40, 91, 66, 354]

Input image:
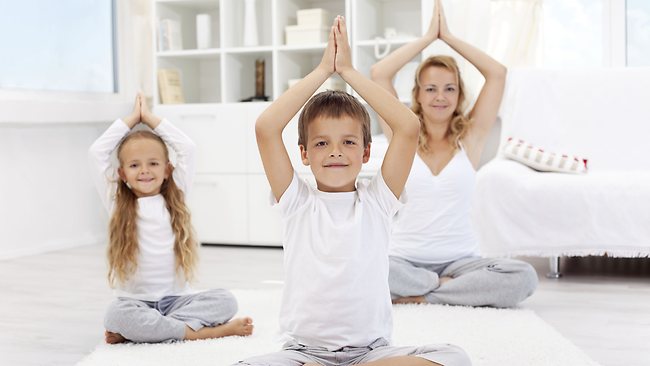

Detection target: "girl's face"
[118, 138, 170, 197]
[416, 66, 459, 122]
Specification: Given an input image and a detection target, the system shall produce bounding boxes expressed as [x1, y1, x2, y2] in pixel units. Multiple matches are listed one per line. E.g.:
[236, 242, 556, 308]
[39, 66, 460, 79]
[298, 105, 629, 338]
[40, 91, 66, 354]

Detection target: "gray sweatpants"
[234, 338, 470, 366]
[389, 256, 538, 308]
[104, 288, 237, 343]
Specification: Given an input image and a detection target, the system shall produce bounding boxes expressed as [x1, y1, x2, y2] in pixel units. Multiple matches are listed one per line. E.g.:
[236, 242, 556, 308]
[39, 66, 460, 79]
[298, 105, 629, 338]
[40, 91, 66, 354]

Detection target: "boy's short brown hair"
[298, 90, 372, 148]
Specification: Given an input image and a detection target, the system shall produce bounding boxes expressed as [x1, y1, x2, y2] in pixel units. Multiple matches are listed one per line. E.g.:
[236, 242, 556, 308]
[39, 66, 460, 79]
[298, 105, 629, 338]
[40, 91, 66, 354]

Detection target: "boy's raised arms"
[255, 20, 337, 202]
[333, 17, 419, 199]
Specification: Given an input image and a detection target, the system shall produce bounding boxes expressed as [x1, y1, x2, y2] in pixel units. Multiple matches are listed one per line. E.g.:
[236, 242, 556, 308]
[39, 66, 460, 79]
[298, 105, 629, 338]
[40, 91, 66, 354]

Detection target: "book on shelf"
[158, 19, 182, 51]
[158, 69, 185, 104]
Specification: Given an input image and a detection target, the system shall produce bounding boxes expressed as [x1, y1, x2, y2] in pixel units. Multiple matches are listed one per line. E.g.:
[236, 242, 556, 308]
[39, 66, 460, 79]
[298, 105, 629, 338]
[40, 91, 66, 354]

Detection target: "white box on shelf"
[158, 19, 183, 51]
[288, 77, 345, 94]
[297, 8, 331, 27]
[196, 14, 212, 49]
[285, 25, 330, 45]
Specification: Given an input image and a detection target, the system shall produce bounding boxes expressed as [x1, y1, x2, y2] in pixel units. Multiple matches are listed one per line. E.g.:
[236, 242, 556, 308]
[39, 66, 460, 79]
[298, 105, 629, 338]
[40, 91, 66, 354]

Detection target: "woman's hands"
[437, 0, 452, 41]
[424, 0, 440, 42]
[426, 0, 452, 42]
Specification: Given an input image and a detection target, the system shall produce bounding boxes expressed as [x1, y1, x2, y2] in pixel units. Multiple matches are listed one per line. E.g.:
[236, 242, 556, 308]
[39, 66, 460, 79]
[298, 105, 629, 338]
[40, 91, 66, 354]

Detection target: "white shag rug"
[78, 289, 600, 366]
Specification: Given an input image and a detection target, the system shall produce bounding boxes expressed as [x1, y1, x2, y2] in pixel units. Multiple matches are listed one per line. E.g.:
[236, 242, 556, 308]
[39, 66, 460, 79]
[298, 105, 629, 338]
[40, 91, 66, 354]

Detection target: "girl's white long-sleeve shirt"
[88, 119, 197, 301]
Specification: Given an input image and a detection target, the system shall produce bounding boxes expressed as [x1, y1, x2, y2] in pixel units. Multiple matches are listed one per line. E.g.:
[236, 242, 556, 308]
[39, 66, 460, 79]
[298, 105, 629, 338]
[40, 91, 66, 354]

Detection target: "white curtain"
[118, 0, 154, 99]
[488, 0, 543, 67]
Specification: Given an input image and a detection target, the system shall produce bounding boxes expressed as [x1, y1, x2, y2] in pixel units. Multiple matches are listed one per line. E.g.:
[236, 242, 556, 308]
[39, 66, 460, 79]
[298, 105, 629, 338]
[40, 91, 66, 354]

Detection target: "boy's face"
[300, 115, 370, 192]
[118, 138, 170, 198]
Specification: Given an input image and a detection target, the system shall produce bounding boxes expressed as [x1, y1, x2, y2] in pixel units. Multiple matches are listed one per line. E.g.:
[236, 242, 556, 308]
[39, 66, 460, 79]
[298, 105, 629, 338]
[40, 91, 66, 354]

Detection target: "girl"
[371, 0, 538, 307]
[89, 95, 253, 343]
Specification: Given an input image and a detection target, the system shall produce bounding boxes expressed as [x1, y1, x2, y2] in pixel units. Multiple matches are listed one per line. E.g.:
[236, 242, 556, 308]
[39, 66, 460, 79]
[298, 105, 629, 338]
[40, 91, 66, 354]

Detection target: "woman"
[371, 0, 537, 307]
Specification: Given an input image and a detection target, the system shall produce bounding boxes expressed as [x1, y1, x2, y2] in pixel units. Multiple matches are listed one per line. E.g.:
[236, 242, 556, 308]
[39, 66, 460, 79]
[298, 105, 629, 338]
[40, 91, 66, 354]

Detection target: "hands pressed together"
[123, 93, 162, 129]
[318, 15, 353, 76]
[425, 0, 451, 42]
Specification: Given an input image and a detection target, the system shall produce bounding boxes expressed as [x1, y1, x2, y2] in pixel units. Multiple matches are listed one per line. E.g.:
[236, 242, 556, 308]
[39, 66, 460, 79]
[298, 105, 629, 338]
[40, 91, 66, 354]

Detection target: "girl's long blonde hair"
[107, 131, 197, 287]
[411, 55, 472, 152]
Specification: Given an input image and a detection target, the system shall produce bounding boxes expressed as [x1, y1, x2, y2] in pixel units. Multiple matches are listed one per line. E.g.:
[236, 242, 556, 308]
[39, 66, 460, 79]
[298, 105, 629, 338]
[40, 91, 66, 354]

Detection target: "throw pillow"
[502, 137, 588, 174]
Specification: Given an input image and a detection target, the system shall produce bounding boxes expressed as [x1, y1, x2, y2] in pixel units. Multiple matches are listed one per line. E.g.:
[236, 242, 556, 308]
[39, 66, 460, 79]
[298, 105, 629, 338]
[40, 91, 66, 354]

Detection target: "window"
[540, 0, 650, 68]
[0, 0, 116, 93]
[626, 0, 650, 66]
[541, 0, 606, 67]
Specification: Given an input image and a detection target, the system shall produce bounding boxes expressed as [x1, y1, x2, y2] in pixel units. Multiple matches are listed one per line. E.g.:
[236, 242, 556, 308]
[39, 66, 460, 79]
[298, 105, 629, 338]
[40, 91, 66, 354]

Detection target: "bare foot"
[185, 317, 254, 340]
[105, 330, 127, 344]
[439, 276, 453, 286]
[220, 317, 254, 336]
[392, 295, 427, 304]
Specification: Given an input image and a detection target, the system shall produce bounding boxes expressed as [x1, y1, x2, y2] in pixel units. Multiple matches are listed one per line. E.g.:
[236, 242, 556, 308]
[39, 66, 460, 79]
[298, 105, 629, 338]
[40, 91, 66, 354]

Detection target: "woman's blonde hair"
[107, 131, 197, 287]
[411, 55, 472, 152]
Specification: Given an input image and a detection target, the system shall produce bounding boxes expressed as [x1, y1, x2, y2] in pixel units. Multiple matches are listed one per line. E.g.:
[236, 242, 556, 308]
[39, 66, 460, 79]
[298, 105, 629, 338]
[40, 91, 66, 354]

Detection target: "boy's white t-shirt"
[276, 171, 403, 350]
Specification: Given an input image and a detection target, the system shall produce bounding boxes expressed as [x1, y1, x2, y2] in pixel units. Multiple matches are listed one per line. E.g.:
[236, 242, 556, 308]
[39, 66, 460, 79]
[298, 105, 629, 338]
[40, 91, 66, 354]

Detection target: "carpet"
[77, 289, 600, 366]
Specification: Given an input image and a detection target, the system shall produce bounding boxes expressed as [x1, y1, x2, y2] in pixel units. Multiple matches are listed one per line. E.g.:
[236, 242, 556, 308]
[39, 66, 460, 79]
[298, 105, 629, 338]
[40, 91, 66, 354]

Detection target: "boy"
[236, 17, 470, 366]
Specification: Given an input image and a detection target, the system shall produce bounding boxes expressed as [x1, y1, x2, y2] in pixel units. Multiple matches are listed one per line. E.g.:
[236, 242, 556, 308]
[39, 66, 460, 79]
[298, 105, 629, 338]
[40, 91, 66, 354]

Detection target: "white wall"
[0, 123, 110, 259]
[0, 0, 151, 260]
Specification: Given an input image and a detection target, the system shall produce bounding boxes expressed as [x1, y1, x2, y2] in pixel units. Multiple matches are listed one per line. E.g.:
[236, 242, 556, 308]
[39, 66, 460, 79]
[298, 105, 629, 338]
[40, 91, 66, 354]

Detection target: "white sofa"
[473, 68, 650, 275]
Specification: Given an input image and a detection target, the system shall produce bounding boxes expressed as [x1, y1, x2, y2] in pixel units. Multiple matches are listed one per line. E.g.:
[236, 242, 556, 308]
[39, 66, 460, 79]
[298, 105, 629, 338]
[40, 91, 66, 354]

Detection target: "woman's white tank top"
[389, 147, 479, 263]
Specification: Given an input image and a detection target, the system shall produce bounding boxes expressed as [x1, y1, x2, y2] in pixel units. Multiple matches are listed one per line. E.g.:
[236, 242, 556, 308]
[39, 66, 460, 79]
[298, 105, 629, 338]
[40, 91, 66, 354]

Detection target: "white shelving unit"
[152, 0, 426, 246]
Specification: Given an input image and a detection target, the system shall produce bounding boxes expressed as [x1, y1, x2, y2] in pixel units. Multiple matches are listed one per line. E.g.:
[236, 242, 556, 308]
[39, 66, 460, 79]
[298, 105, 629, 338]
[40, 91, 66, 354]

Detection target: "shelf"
[156, 49, 220, 58]
[274, 0, 346, 46]
[351, 0, 421, 43]
[154, 0, 426, 106]
[156, 0, 220, 51]
[222, 46, 274, 54]
[355, 38, 418, 47]
[222, 51, 273, 103]
[156, 0, 218, 10]
[276, 44, 328, 52]
[157, 55, 221, 104]
[222, 0, 273, 48]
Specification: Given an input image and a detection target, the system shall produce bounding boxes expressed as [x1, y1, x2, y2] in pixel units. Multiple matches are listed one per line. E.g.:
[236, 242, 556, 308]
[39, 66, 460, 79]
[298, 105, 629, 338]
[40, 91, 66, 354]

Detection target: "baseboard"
[0, 234, 105, 260]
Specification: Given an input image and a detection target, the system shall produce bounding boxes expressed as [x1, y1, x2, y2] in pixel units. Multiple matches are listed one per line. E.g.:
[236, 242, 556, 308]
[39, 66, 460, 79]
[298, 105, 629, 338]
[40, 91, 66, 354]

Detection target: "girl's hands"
[123, 94, 142, 129]
[333, 16, 353, 75]
[437, 0, 452, 41]
[140, 93, 161, 129]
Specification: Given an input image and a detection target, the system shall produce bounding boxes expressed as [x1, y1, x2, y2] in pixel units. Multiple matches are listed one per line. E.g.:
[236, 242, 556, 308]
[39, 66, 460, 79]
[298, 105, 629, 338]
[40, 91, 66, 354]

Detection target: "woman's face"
[416, 66, 459, 122]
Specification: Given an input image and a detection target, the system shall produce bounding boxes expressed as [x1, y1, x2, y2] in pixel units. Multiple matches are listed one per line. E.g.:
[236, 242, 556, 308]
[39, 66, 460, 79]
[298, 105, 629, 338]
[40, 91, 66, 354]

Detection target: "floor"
[1, 245, 649, 366]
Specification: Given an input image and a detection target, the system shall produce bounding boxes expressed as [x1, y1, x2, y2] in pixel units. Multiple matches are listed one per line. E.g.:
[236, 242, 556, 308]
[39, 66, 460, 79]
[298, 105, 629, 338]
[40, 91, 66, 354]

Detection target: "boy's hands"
[316, 15, 353, 78]
[333, 16, 353, 76]
[318, 18, 337, 75]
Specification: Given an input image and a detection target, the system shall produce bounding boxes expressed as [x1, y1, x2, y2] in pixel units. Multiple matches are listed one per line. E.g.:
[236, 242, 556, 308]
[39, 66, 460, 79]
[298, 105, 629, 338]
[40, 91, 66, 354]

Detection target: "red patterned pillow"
[502, 137, 588, 174]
